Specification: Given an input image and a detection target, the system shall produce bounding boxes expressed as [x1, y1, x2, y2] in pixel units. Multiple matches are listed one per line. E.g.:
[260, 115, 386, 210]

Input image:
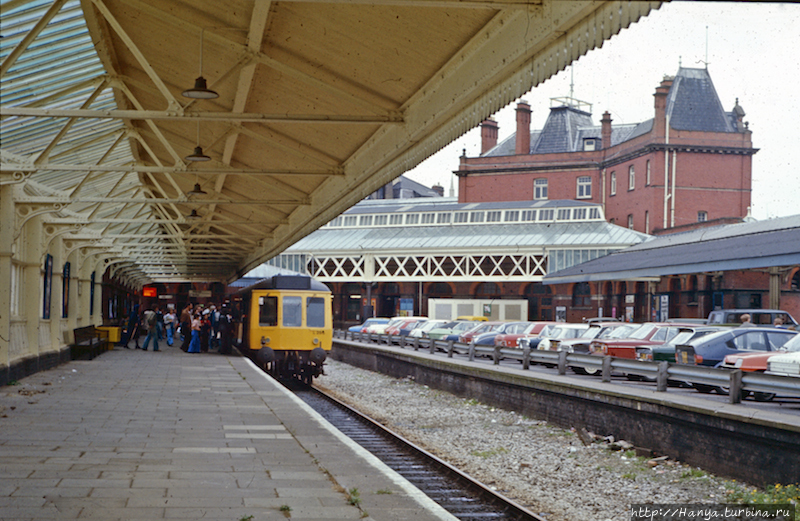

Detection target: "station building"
[457, 67, 756, 235]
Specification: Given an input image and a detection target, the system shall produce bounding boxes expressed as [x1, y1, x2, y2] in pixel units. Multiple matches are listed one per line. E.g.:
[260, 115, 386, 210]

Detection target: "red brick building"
[457, 67, 757, 234]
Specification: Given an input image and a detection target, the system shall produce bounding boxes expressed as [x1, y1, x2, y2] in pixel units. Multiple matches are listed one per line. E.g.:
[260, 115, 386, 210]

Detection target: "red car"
[589, 322, 698, 359]
[495, 322, 556, 348]
[458, 321, 505, 344]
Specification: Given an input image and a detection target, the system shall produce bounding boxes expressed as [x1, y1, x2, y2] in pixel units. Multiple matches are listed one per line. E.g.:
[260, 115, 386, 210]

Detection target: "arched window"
[427, 283, 452, 296]
[475, 282, 500, 296]
[572, 282, 592, 307]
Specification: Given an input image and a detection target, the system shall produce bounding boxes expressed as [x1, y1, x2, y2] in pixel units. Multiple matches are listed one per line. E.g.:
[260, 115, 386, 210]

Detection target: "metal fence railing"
[335, 330, 800, 404]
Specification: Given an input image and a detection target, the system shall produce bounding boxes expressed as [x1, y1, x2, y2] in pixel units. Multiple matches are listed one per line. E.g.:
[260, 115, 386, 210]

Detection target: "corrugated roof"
[288, 220, 648, 254]
[544, 215, 800, 283]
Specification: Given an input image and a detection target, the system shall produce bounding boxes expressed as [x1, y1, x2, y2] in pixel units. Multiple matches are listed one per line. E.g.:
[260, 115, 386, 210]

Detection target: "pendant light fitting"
[182, 28, 218, 99]
[185, 121, 211, 162]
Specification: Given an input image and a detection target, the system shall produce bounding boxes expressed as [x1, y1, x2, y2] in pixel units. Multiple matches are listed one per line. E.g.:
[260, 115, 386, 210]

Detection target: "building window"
[437, 213, 451, 224]
[330, 216, 343, 227]
[610, 172, 616, 196]
[421, 213, 435, 224]
[627, 214, 634, 229]
[572, 282, 592, 307]
[583, 138, 596, 151]
[646, 160, 651, 186]
[589, 208, 601, 219]
[539, 209, 554, 221]
[359, 215, 373, 226]
[374, 215, 387, 226]
[343, 216, 357, 226]
[470, 212, 485, 223]
[534, 178, 548, 200]
[504, 210, 519, 222]
[557, 208, 571, 220]
[698, 211, 708, 222]
[628, 165, 635, 190]
[405, 214, 419, 225]
[454, 212, 468, 223]
[389, 214, 403, 225]
[645, 211, 650, 233]
[486, 211, 501, 222]
[521, 210, 536, 221]
[577, 176, 592, 199]
[573, 208, 587, 220]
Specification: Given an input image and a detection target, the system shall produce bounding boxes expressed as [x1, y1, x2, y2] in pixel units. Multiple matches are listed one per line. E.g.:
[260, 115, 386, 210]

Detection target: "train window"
[259, 296, 278, 326]
[283, 296, 302, 327]
[307, 297, 326, 328]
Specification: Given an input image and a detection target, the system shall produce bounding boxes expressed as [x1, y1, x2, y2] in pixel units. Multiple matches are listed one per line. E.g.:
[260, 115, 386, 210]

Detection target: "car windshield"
[628, 323, 657, 340]
[440, 321, 459, 329]
[580, 327, 603, 339]
[668, 330, 698, 346]
[601, 325, 637, 339]
[560, 327, 586, 339]
[420, 321, 446, 332]
[538, 324, 557, 337]
[688, 329, 732, 346]
[453, 321, 479, 332]
[780, 334, 800, 352]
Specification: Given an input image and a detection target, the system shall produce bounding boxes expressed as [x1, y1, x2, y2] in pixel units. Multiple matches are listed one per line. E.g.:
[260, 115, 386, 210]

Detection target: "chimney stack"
[601, 111, 612, 150]
[653, 76, 673, 139]
[515, 101, 531, 155]
[480, 119, 498, 154]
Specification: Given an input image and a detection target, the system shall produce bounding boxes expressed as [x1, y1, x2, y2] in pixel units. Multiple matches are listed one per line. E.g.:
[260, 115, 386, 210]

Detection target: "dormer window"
[583, 138, 596, 151]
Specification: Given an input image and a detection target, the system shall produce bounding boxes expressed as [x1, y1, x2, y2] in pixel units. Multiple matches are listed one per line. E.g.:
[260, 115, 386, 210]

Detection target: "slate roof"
[482, 67, 740, 158]
[543, 215, 800, 283]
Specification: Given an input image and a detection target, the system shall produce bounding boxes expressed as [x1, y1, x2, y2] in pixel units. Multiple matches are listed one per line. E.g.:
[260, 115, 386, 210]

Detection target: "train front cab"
[244, 287, 332, 383]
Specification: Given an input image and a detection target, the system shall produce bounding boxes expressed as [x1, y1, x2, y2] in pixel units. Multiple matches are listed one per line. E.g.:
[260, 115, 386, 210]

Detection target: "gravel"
[316, 359, 739, 521]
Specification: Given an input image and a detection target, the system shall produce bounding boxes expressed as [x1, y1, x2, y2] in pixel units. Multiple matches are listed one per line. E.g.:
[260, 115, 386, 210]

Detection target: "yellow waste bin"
[97, 326, 121, 344]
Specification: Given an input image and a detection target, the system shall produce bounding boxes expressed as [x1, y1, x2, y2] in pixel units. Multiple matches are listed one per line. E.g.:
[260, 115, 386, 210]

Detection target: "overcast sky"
[404, 1, 800, 221]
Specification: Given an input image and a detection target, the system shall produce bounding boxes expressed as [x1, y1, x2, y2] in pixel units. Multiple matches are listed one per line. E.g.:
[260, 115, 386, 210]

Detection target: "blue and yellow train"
[234, 275, 332, 383]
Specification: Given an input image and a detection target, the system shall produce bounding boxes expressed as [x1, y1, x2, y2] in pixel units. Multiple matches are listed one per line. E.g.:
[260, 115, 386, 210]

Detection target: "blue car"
[675, 327, 797, 393]
[348, 317, 390, 333]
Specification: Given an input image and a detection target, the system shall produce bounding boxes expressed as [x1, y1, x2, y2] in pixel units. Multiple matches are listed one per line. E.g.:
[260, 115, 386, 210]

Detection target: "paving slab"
[0, 344, 456, 521]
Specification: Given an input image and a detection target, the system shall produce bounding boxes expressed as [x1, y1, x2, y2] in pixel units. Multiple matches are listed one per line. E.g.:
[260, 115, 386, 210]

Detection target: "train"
[233, 274, 332, 383]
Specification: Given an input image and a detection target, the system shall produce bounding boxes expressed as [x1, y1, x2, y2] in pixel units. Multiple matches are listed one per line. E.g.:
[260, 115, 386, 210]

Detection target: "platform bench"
[71, 326, 110, 360]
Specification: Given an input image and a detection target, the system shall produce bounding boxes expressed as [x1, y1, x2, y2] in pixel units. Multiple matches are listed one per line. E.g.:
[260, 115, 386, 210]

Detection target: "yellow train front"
[236, 275, 332, 383]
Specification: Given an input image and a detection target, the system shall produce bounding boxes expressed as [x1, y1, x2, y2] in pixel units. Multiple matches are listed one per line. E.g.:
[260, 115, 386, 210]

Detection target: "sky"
[404, 1, 800, 221]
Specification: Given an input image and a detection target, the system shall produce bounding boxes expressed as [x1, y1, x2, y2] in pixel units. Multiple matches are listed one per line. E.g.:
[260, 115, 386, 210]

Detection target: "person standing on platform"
[179, 303, 193, 352]
[218, 304, 233, 355]
[164, 307, 176, 346]
[188, 312, 202, 353]
[117, 304, 140, 349]
[141, 306, 160, 351]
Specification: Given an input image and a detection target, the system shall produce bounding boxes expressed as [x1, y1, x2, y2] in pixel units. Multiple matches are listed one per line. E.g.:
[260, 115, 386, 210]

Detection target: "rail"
[337, 330, 800, 404]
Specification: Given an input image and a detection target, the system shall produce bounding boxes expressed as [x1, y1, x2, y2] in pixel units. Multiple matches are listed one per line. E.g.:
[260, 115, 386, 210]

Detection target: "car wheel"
[753, 391, 776, 402]
[693, 383, 717, 394]
[572, 366, 599, 376]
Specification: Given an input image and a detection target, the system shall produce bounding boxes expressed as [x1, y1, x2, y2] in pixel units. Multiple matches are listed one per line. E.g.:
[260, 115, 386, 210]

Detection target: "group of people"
[178, 302, 235, 355]
[116, 302, 235, 354]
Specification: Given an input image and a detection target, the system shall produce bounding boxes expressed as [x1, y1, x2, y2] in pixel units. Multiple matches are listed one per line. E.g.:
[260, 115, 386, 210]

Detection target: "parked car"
[675, 327, 797, 393]
[475, 322, 531, 347]
[407, 319, 449, 339]
[635, 326, 730, 362]
[386, 317, 427, 336]
[767, 350, 800, 378]
[427, 320, 483, 341]
[565, 323, 638, 375]
[720, 333, 800, 401]
[458, 321, 505, 344]
[496, 322, 555, 348]
[349, 317, 390, 333]
[707, 309, 797, 328]
[589, 322, 698, 359]
[537, 323, 592, 351]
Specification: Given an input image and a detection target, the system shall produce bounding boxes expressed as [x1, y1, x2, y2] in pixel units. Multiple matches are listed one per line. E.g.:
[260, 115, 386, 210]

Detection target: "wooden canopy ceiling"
[0, 0, 658, 286]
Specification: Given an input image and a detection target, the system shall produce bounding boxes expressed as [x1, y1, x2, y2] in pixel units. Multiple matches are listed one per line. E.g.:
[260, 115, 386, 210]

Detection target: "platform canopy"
[1, 0, 659, 286]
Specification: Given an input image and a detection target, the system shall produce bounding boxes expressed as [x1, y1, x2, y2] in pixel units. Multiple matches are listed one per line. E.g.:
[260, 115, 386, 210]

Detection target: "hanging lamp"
[186, 209, 201, 220]
[185, 121, 211, 162]
[182, 28, 218, 99]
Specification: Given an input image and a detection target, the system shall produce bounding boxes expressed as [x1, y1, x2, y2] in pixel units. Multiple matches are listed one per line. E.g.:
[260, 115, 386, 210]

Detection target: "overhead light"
[186, 209, 201, 220]
[185, 146, 211, 162]
[182, 76, 218, 99]
[185, 121, 211, 162]
[186, 182, 207, 196]
[182, 28, 218, 99]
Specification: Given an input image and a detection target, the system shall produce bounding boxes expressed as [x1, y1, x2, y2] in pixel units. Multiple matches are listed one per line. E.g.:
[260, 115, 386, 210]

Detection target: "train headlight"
[261, 336, 270, 346]
[313, 337, 320, 345]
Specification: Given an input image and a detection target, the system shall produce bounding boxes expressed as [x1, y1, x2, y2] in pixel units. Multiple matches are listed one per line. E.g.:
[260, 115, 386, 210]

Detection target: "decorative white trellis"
[308, 253, 547, 282]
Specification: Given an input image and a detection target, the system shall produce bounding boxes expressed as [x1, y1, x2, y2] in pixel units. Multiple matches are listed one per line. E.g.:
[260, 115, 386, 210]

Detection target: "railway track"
[284, 380, 546, 521]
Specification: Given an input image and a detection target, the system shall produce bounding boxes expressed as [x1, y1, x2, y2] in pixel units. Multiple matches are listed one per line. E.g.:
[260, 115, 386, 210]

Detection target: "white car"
[766, 350, 800, 377]
[407, 320, 449, 338]
[537, 324, 590, 351]
[365, 317, 405, 335]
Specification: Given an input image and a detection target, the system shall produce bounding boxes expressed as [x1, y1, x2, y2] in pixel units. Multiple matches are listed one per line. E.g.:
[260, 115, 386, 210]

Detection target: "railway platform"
[0, 343, 455, 521]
